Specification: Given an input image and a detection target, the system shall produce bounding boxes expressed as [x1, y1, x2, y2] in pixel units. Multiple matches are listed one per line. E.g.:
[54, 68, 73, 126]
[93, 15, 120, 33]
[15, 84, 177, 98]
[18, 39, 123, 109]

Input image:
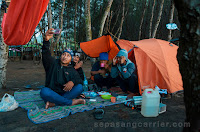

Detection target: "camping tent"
[80, 35, 183, 94]
[80, 35, 119, 60]
[117, 38, 183, 94]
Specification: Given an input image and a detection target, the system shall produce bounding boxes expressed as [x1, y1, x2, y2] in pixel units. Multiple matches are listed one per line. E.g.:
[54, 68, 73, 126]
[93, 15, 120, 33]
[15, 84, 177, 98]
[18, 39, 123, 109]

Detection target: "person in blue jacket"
[40, 28, 85, 109]
[111, 49, 139, 97]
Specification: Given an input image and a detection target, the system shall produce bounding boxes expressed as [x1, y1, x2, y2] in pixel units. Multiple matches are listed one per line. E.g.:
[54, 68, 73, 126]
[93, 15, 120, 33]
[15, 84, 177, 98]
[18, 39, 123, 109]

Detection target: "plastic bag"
[0, 93, 19, 112]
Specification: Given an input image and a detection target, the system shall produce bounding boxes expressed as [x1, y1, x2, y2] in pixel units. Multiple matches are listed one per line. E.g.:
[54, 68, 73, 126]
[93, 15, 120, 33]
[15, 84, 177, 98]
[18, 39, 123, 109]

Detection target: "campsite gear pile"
[0, 93, 19, 112]
[124, 96, 142, 110]
[123, 87, 167, 117]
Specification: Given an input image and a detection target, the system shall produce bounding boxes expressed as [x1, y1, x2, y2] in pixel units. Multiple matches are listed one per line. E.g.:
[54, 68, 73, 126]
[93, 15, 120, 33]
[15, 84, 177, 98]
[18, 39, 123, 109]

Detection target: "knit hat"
[99, 52, 109, 61]
[116, 49, 128, 60]
[62, 49, 74, 60]
[75, 52, 81, 58]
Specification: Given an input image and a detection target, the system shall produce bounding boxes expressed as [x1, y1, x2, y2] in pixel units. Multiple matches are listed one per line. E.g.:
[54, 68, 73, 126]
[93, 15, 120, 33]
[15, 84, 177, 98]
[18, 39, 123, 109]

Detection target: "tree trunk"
[38, 23, 45, 39]
[48, 1, 52, 29]
[74, 0, 78, 50]
[66, 2, 70, 49]
[167, 0, 175, 41]
[85, 0, 95, 66]
[174, 1, 200, 131]
[98, 0, 113, 37]
[111, 8, 120, 33]
[149, 0, 156, 38]
[152, 0, 164, 38]
[48, 0, 54, 50]
[104, 11, 110, 34]
[52, 0, 65, 56]
[117, 0, 125, 40]
[85, 0, 92, 41]
[138, 0, 147, 40]
[34, 32, 38, 44]
[0, 10, 8, 89]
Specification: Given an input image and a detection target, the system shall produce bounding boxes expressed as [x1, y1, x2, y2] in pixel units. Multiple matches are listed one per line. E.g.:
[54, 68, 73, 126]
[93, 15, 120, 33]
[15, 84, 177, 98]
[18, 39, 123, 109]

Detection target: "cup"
[100, 63, 105, 67]
[111, 97, 116, 103]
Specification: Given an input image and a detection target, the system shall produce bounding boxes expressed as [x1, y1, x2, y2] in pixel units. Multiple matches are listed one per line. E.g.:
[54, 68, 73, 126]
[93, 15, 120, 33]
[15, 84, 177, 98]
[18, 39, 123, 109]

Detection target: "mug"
[111, 97, 116, 103]
[100, 63, 105, 67]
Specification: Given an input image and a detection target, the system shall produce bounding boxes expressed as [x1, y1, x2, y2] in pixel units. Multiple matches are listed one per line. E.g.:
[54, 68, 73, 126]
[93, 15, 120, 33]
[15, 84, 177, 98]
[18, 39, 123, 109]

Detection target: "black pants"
[116, 73, 139, 93]
[94, 74, 114, 89]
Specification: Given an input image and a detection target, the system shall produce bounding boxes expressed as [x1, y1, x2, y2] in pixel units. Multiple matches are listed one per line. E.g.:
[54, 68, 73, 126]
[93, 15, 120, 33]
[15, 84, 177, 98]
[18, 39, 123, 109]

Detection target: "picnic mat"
[14, 90, 125, 124]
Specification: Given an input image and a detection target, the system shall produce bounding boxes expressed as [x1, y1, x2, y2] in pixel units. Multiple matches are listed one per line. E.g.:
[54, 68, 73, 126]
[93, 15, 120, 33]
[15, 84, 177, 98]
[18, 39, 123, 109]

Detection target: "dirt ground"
[0, 60, 187, 132]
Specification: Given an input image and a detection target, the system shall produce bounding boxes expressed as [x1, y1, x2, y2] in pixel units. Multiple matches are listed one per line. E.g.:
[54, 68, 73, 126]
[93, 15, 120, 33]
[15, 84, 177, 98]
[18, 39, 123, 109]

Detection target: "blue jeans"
[40, 84, 83, 106]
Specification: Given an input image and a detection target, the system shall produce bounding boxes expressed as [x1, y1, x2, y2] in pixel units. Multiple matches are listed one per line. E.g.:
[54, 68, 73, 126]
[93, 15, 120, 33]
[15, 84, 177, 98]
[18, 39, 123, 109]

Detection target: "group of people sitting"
[40, 29, 139, 109]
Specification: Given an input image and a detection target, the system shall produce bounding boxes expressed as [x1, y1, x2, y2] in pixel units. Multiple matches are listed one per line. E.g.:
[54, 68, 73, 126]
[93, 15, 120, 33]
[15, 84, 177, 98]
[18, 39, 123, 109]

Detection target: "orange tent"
[117, 38, 183, 94]
[2, 0, 49, 45]
[80, 35, 119, 60]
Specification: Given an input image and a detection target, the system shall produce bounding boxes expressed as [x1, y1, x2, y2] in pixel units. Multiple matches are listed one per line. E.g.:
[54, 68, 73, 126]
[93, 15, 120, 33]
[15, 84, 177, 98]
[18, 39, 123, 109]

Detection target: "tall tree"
[174, 0, 200, 131]
[98, 0, 113, 37]
[0, 4, 8, 89]
[149, 0, 156, 38]
[167, 0, 175, 41]
[85, 0, 92, 41]
[117, 0, 125, 40]
[138, 0, 147, 40]
[74, 0, 78, 50]
[48, 0, 53, 49]
[51, 0, 66, 56]
[152, 0, 164, 38]
[85, 0, 95, 65]
[48, 1, 52, 29]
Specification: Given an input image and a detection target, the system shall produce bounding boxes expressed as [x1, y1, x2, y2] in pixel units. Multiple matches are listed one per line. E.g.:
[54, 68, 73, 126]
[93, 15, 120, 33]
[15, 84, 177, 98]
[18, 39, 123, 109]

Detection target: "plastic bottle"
[141, 88, 160, 117]
[83, 77, 88, 91]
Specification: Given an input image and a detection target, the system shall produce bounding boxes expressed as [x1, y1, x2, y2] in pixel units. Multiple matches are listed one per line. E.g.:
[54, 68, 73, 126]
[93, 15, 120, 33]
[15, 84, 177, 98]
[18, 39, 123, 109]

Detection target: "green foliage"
[33, 0, 180, 48]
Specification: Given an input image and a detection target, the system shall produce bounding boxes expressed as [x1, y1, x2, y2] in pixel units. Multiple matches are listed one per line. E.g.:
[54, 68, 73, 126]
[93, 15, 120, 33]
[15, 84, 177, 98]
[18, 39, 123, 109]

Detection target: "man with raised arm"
[40, 28, 85, 109]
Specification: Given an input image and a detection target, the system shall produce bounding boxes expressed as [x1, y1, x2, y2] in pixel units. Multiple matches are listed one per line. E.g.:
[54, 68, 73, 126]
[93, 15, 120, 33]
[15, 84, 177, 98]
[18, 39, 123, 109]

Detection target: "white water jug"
[141, 88, 160, 117]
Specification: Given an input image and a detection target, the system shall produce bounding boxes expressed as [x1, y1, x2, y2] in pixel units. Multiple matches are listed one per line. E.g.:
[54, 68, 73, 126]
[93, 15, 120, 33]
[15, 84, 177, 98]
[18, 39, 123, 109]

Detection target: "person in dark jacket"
[72, 52, 84, 81]
[40, 28, 85, 109]
[91, 52, 115, 91]
[111, 49, 139, 98]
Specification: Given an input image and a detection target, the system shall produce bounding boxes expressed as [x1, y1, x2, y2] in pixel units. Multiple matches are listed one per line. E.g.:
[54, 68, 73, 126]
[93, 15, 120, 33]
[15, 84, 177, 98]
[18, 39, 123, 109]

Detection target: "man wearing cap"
[72, 52, 84, 81]
[111, 49, 139, 97]
[40, 28, 85, 109]
[90, 52, 114, 91]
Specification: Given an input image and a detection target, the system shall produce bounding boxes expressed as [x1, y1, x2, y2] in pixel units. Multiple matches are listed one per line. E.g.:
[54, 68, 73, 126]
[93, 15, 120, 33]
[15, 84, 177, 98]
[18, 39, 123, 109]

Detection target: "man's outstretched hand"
[45, 28, 54, 41]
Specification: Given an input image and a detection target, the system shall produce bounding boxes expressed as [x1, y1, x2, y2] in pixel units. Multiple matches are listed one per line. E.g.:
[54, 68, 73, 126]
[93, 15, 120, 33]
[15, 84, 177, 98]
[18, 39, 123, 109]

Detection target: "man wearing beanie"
[90, 52, 115, 91]
[111, 49, 139, 97]
[40, 29, 85, 109]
